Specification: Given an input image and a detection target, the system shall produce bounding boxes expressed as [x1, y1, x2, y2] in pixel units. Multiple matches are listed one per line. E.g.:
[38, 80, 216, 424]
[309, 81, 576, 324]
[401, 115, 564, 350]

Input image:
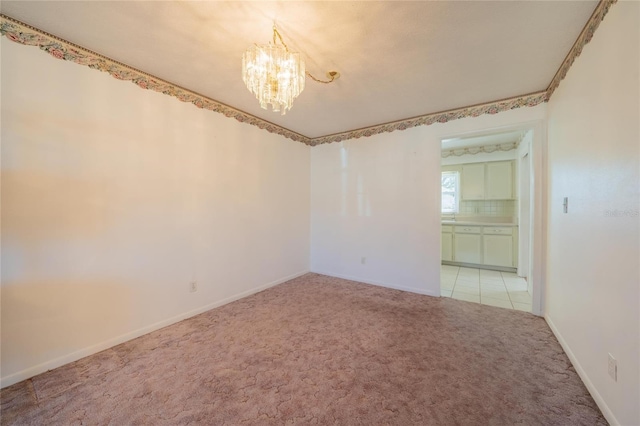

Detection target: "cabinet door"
[486, 161, 513, 200]
[461, 164, 485, 200]
[454, 234, 482, 264]
[483, 235, 513, 267]
[442, 232, 453, 261]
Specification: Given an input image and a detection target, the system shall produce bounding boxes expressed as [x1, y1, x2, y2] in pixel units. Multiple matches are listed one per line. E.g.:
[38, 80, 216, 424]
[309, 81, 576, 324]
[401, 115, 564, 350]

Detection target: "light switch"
[563, 197, 568, 213]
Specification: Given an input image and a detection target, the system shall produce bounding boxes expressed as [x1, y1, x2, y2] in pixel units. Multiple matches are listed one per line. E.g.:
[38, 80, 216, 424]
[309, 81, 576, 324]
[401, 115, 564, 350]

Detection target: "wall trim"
[441, 141, 519, 158]
[310, 270, 440, 298]
[0, 269, 310, 389]
[545, 315, 619, 426]
[309, 93, 547, 146]
[2, 6, 608, 147]
[546, 0, 617, 99]
[0, 15, 311, 145]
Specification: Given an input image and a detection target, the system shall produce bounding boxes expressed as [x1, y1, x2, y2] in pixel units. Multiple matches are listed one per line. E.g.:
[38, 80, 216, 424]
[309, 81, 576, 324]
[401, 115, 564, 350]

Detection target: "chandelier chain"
[273, 25, 338, 85]
[306, 72, 338, 84]
[272, 26, 289, 51]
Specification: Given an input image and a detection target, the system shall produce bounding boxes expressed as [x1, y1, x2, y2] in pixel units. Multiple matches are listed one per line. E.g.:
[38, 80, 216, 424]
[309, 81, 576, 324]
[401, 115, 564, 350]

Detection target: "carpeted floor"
[1, 273, 606, 425]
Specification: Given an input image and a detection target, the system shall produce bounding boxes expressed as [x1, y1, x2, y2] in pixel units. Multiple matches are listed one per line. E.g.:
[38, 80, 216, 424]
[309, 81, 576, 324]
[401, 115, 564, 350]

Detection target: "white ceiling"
[1, 1, 598, 139]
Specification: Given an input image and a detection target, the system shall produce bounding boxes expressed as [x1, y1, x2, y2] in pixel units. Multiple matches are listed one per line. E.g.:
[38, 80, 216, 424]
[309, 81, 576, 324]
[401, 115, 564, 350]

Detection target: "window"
[441, 171, 460, 213]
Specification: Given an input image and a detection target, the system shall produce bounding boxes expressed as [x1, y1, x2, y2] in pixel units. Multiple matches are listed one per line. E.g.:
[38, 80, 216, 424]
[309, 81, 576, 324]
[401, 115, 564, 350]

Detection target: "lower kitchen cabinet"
[454, 227, 482, 264]
[443, 224, 517, 270]
[442, 226, 453, 261]
[482, 226, 514, 267]
[483, 235, 513, 267]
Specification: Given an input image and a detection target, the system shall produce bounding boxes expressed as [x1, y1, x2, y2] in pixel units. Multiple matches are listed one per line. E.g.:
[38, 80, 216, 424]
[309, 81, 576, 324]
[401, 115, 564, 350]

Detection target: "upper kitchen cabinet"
[486, 161, 513, 199]
[461, 160, 514, 200]
[461, 164, 485, 200]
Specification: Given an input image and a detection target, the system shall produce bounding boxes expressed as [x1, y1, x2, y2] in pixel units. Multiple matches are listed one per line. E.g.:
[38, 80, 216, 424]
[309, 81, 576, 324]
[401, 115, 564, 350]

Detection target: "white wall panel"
[546, 2, 639, 424]
[310, 106, 546, 297]
[0, 39, 311, 385]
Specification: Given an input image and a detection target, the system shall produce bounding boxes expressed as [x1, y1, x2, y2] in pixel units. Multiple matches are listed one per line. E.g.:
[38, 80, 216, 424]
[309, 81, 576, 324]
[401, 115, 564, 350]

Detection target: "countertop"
[441, 220, 518, 227]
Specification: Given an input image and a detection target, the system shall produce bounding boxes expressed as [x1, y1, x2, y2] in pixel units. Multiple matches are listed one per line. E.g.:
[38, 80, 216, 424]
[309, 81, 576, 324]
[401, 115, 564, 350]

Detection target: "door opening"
[439, 126, 542, 314]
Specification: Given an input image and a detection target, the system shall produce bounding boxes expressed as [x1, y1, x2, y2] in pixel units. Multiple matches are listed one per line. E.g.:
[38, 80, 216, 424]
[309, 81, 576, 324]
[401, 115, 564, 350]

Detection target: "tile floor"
[441, 265, 532, 312]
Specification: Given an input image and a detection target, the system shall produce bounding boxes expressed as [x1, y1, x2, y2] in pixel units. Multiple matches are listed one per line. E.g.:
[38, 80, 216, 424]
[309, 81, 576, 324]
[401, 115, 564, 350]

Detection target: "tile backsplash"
[459, 200, 516, 216]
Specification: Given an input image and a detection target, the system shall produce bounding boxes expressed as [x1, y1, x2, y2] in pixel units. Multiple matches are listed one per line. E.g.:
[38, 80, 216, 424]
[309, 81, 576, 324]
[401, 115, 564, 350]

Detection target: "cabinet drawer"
[455, 226, 482, 234]
[484, 227, 513, 235]
[442, 225, 453, 233]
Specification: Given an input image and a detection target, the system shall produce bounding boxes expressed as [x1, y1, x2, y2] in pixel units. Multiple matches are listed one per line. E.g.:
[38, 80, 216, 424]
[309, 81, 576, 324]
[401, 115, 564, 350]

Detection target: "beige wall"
[4, 7, 636, 424]
[1, 38, 311, 386]
[546, 2, 639, 425]
[310, 105, 546, 297]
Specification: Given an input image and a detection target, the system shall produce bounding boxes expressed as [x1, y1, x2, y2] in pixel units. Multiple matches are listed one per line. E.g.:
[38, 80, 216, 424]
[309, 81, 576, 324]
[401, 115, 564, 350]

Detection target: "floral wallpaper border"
[0, 15, 310, 145]
[441, 141, 519, 158]
[0, 0, 616, 147]
[546, 0, 616, 99]
[309, 93, 547, 146]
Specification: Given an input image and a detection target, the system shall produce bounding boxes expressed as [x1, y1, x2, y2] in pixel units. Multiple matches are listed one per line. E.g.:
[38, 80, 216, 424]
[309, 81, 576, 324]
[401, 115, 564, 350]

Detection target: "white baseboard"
[310, 269, 440, 297]
[0, 270, 309, 389]
[545, 315, 619, 426]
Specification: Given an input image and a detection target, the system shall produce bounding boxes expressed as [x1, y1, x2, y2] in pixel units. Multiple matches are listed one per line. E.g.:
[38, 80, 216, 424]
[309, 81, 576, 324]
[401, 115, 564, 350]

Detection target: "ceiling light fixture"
[242, 25, 339, 115]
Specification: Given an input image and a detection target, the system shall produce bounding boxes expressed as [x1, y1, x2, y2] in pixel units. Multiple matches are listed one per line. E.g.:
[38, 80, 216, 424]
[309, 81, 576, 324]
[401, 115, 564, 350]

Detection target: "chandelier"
[242, 26, 338, 115]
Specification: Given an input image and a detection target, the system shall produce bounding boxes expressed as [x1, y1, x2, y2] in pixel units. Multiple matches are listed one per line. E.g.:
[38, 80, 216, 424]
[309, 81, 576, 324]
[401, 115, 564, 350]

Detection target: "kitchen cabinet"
[461, 161, 514, 200]
[453, 226, 482, 264]
[461, 164, 485, 200]
[483, 227, 513, 267]
[442, 224, 517, 270]
[441, 226, 453, 261]
[486, 161, 514, 200]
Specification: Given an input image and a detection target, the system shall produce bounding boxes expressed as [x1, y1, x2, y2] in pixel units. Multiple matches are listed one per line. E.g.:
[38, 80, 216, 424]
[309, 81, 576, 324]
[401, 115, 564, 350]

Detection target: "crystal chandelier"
[243, 26, 339, 115]
[242, 26, 305, 115]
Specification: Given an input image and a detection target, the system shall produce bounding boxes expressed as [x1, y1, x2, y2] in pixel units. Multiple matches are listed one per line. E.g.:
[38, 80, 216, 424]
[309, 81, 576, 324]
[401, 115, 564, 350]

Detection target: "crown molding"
[546, 0, 617, 99]
[1, 1, 616, 147]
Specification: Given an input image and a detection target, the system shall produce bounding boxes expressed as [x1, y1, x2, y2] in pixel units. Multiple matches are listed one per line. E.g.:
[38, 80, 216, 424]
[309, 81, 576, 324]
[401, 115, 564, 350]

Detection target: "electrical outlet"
[361, 257, 366, 265]
[189, 281, 198, 293]
[608, 353, 617, 381]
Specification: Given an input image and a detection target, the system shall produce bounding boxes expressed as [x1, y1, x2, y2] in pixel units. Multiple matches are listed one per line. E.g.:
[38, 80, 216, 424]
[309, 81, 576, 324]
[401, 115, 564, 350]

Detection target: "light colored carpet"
[1, 273, 606, 425]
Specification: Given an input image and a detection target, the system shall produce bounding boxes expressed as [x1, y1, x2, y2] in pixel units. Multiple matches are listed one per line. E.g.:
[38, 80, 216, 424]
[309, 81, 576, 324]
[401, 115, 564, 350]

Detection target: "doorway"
[439, 124, 544, 315]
